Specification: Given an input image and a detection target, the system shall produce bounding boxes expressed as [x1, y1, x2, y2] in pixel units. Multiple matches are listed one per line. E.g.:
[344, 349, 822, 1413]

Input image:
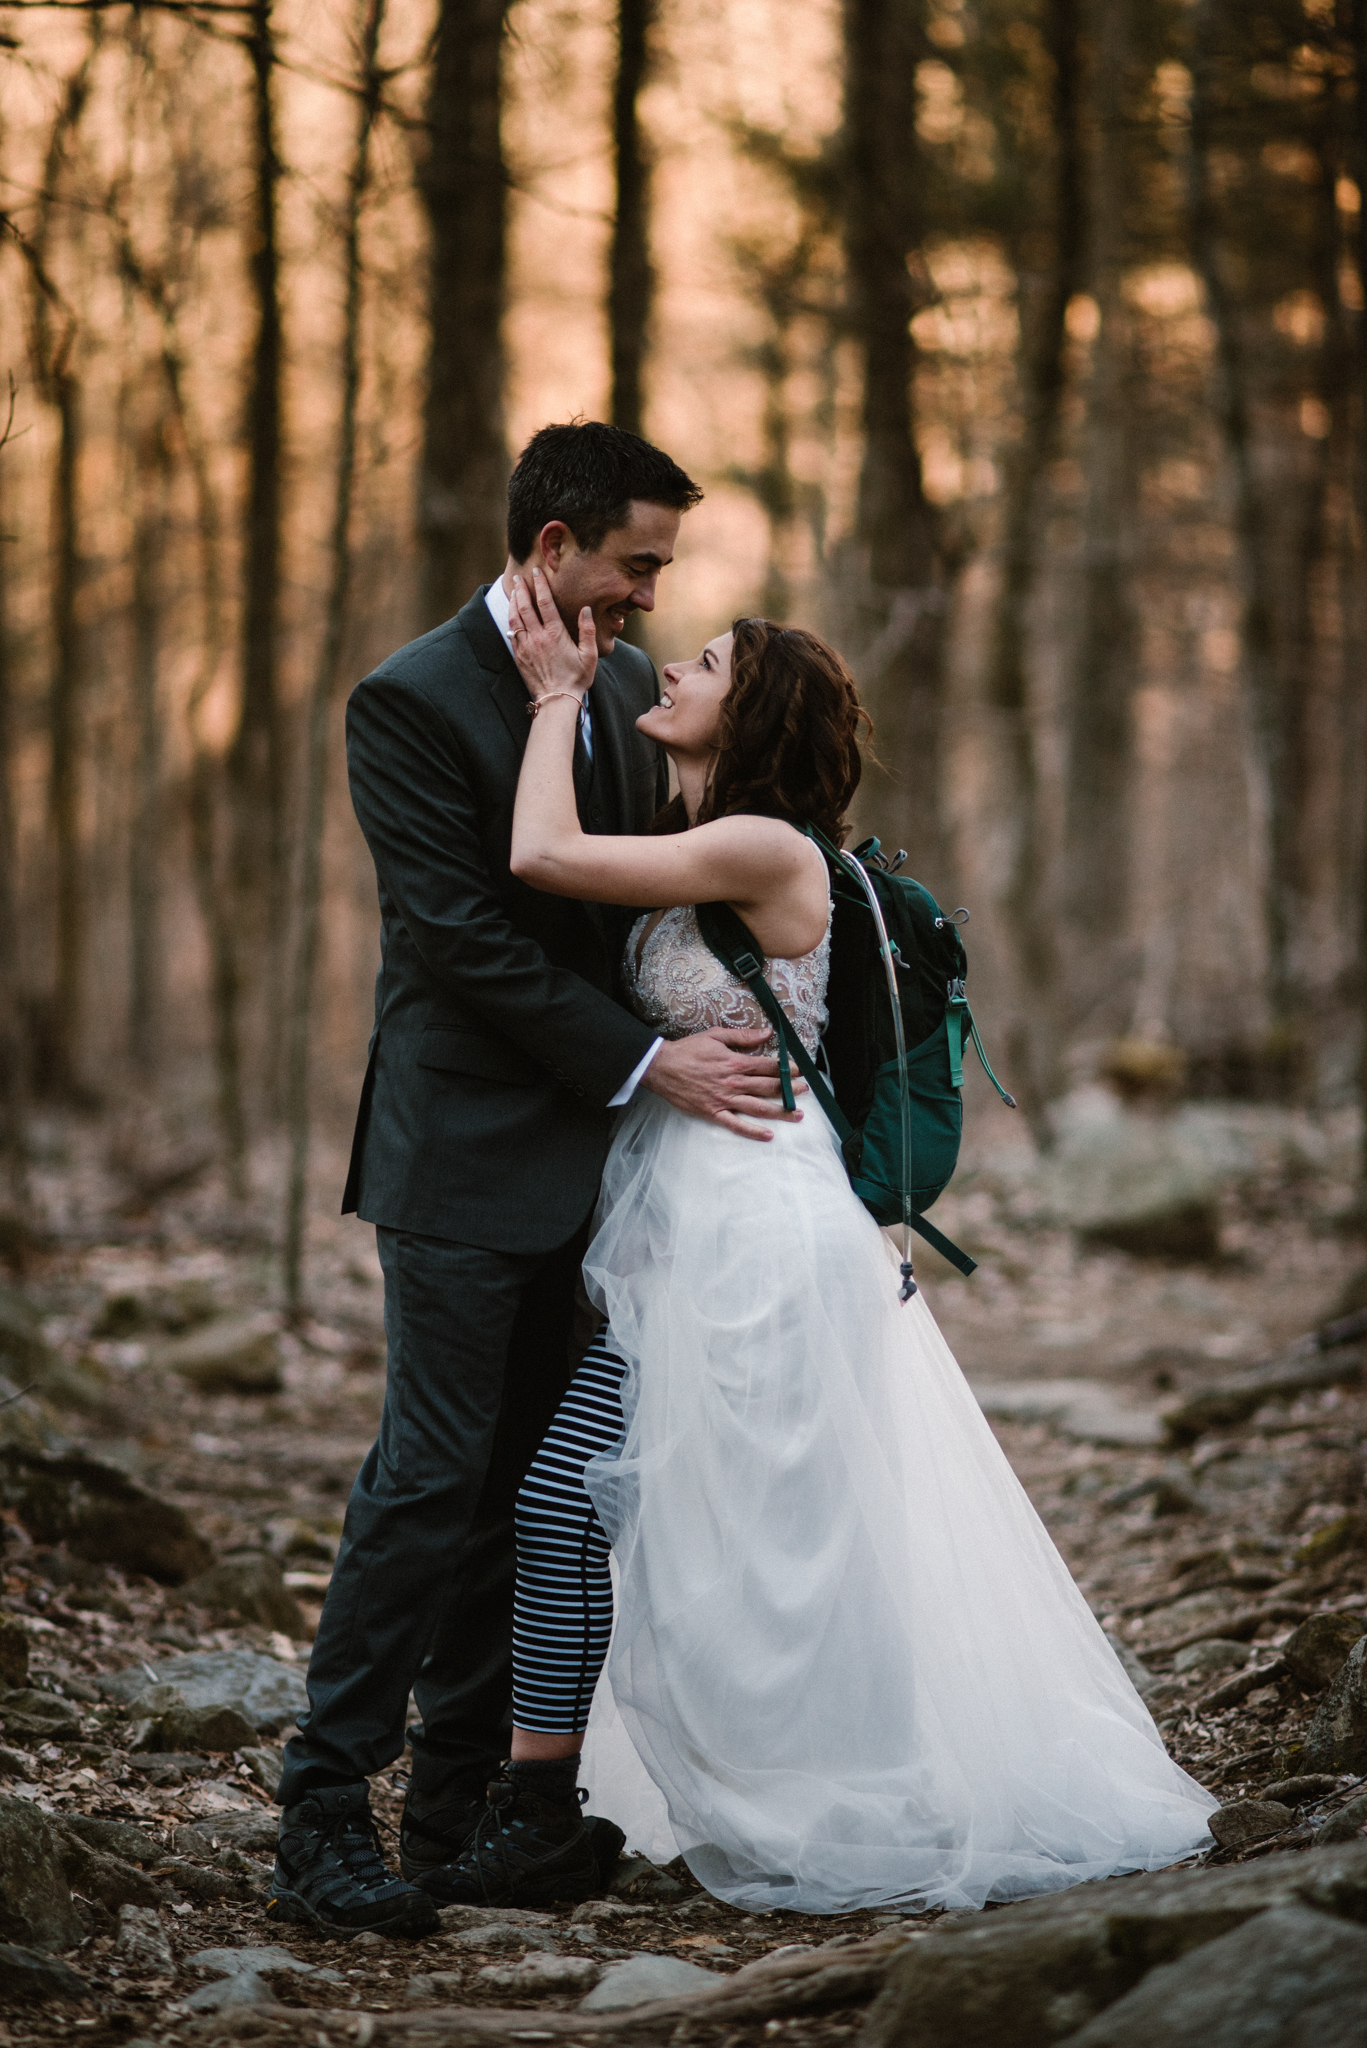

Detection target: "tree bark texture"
[1061, 0, 1137, 983]
[28, 39, 96, 1099]
[283, 0, 386, 1310]
[228, 0, 287, 1094]
[610, 0, 655, 437]
[128, 381, 170, 1080]
[419, 0, 509, 629]
[1352, 0, 1367, 1196]
[842, 0, 949, 886]
[983, 0, 1084, 1126]
[0, 388, 30, 1212]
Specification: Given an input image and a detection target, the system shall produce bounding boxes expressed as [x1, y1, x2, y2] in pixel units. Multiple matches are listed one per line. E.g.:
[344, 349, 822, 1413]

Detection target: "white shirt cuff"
[608, 1037, 664, 1107]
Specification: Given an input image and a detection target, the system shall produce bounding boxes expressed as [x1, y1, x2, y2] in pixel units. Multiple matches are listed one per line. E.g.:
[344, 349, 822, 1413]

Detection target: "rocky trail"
[3, 1101, 1367, 2045]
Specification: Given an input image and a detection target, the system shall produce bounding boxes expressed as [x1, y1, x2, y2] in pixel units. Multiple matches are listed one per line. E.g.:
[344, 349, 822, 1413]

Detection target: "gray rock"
[444, 1922, 561, 1953]
[0, 1687, 86, 1743]
[0, 1448, 213, 1584]
[161, 1314, 283, 1394]
[1055, 1903, 1367, 2047]
[1302, 1638, 1367, 1774]
[1317, 1792, 1367, 1845]
[115, 1904, 176, 1975]
[0, 1795, 83, 1952]
[184, 1944, 343, 2012]
[1038, 1095, 1229, 1261]
[478, 1953, 601, 1995]
[62, 1815, 164, 1865]
[151, 1701, 259, 1754]
[100, 1650, 307, 1736]
[1207, 1799, 1296, 1847]
[864, 1841, 1367, 2048]
[0, 1743, 35, 1779]
[1262, 1775, 1342, 1807]
[970, 1382, 1164, 1450]
[605, 1852, 689, 1902]
[579, 1952, 721, 2010]
[202, 1810, 279, 1855]
[0, 1613, 29, 1689]
[1285, 1614, 1365, 1692]
[0, 1285, 53, 1387]
[0, 1940, 87, 2001]
[55, 1831, 168, 1913]
[179, 1553, 308, 1639]
[237, 1745, 283, 1799]
[1173, 1640, 1249, 1678]
[1104, 1636, 1159, 1701]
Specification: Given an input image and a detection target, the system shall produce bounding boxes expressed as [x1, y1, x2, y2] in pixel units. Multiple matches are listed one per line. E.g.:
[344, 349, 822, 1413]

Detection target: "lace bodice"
[624, 902, 831, 1060]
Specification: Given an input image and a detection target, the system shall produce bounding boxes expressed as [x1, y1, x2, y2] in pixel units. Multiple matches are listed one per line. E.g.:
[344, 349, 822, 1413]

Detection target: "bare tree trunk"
[418, 0, 509, 628]
[283, 0, 386, 1312]
[1188, 0, 1292, 1031]
[609, 0, 655, 437]
[27, 40, 96, 1099]
[128, 386, 170, 1080]
[984, 0, 1083, 1128]
[111, 229, 248, 1194]
[1351, 0, 1367, 1203]
[1061, 0, 1136, 983]
[228, 0, 287, 1108]
[0, 386, 30, 1218]
[841, 0, 950, 885]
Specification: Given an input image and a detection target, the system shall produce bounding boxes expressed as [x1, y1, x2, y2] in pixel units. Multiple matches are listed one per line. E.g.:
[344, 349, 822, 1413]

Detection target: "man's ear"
[537, 521, 572, 573]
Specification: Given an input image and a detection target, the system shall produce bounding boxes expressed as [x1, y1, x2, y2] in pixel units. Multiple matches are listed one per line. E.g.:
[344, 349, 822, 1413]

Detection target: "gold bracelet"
[526, 691, 585, 718]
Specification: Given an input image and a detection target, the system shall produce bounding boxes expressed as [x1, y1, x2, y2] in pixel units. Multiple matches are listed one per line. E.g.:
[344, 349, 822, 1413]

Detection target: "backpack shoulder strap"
[694, 900, 978, 1282]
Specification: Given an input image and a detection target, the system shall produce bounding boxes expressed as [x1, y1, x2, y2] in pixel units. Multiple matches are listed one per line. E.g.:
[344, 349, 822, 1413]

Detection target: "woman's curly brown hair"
[652, 617, 872, 843]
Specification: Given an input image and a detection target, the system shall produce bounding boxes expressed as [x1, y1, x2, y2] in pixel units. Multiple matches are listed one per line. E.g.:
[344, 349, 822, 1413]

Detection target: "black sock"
[506, 1755, 580, 1798]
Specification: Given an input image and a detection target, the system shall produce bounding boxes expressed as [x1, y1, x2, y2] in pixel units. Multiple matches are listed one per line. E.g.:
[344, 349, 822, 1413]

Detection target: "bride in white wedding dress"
[465, 571, 1216, 1916]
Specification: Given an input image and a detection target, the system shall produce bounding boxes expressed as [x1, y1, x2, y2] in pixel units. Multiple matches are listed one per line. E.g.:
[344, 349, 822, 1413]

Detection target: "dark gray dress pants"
[277, 1224, 585, 1805]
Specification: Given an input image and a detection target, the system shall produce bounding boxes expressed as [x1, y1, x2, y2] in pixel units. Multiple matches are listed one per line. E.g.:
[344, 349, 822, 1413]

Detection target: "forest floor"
[2, 1097, 1367, 2048]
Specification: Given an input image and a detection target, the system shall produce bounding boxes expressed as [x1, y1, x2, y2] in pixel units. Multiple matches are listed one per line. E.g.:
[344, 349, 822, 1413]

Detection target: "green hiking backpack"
[696, 825, 1016, 1301]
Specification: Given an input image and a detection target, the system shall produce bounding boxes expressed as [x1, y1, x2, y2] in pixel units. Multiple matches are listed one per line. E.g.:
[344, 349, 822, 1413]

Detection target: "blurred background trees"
[0, 0, 1363, 1291]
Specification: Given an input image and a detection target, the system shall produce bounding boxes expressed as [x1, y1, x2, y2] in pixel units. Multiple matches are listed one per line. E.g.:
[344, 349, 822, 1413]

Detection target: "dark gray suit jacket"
[342, 587, 669, 1253]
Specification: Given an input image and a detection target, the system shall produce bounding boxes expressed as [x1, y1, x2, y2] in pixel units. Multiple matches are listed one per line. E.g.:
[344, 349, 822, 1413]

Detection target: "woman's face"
[636, 632, 734, 756]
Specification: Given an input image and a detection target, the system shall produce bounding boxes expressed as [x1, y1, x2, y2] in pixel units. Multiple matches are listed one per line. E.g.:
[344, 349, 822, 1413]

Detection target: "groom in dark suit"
[269, 424, 793, 1935]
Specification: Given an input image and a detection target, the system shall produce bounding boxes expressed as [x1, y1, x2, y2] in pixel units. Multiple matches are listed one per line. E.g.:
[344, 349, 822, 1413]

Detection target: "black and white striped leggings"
[511, 1329, 627, 1733]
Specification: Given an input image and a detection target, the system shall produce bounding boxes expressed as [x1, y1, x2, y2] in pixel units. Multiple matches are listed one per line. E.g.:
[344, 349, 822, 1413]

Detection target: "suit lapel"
[457, 586, 529, 752]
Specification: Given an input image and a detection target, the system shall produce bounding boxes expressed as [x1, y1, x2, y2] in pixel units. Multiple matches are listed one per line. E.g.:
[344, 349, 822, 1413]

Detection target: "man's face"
[534, 500, 682, 655]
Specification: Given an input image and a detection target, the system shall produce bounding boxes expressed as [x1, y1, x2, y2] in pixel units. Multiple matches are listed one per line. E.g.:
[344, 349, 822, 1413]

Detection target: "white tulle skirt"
[577, 1093, 1217, 1914]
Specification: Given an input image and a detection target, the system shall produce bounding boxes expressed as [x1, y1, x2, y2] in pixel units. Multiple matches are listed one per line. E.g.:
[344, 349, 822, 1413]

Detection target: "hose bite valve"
[900, 1261, 917, 1303]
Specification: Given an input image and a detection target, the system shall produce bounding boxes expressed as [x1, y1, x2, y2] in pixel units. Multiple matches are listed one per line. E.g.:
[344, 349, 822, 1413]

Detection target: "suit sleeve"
[346, 675, 654, 1105]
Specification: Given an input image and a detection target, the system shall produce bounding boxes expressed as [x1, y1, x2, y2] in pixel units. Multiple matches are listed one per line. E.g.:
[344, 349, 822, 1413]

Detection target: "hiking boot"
[412, 1757, 603, 1907]
[267, 1782, 438, 1937]
[399, 1754, 492, 1885]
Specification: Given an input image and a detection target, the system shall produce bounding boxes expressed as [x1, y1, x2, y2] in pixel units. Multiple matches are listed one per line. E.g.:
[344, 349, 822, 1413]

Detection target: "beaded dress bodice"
[624, 902, 831, 1060]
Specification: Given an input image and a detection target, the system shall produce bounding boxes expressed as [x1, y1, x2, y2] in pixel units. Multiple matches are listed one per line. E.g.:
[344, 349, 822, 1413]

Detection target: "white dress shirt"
[485, 579, 662, 1108]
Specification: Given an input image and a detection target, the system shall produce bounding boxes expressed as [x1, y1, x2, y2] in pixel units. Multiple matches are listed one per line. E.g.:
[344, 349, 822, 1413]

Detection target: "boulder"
[0, 1688, 85, 1743]
[1055, 1903, 1367, 2047]
[179, 1553, 309, 1638]
[151, 1701, 258, 1754]
[115, 1904, 176, 1976]
[184, 1944, 343, 2012]
[1206, 1800, 1296, 1848]
[1039, 1093, 1229, 1262]
[62, 1815, 163, 1865]
[100, 1649, 307, 1735]
[0, 1940, 87, 2001]
[205, 1809, 278, 1856]
[161, 1314, 282, 1394]
[0, 1613, 29, 1688]
[0, 1796, 83, 1952]
[580, 1952, 722, 2011]
[0, 1447, 212, 1584]
[1318, 1792, 1367, 1845]
[863, 1840, 1367, 2048]
[478, 1954, 602, 1995]
[1301, 1638, 1367, 1774]
[1173, 1640, 1248, 1678]
[237, 1745, 283, 1799]
[1285, 1614, 1365, 1691]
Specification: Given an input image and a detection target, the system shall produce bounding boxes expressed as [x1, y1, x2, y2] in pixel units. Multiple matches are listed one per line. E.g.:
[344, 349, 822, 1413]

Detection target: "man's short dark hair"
[507, 421, 703, 561]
